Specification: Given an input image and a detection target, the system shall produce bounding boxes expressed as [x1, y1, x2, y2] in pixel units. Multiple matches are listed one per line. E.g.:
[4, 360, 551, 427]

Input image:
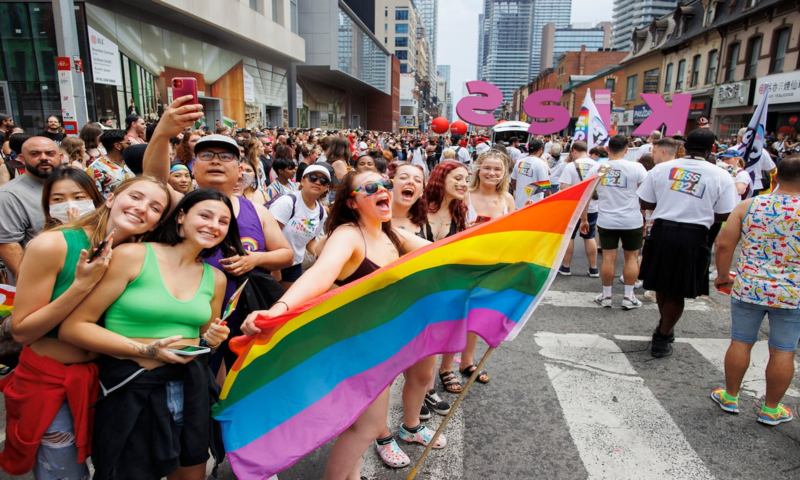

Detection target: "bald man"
[0, 137, 61, 280]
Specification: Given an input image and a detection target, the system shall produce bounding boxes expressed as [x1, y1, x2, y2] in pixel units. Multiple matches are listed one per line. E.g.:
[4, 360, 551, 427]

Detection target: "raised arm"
[142, 95, 203, 185]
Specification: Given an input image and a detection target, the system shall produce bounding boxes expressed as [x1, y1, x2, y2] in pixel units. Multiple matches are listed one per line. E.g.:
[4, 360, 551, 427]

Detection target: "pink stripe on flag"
[226, 309, 516, 479]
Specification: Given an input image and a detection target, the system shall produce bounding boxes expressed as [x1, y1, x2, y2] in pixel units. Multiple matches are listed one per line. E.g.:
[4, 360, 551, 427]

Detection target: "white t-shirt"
[358, 141, 368, 156]
[637, 157, 736, 228]
[588, 159, 648, 230]
[734, 169, 752, 205]
[507, 146, 523, 163]
[559, 158, 599, 214]
[448, 146, 471, 166]
[547, 153, 568, 184]
[269, 194, 327, 266]
[511, 155, 550, 208]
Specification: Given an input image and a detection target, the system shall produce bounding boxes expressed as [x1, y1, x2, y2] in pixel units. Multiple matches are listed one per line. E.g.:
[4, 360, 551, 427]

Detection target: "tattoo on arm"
[127, 341, 159, 358]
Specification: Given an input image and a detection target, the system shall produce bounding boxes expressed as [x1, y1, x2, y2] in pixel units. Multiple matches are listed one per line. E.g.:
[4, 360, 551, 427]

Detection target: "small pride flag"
[214, 177, 597, 479]
[525, 180, 552, 197]
[222, 279, 248, 321]
[0, 285, 15, 320]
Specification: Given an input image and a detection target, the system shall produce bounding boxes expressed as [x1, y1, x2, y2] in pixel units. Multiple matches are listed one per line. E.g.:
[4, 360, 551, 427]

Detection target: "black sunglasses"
[306, 173, 330, 186]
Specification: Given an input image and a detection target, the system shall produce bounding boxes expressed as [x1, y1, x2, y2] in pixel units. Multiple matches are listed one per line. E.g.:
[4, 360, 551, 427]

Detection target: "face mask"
[49, 200, 96, 224]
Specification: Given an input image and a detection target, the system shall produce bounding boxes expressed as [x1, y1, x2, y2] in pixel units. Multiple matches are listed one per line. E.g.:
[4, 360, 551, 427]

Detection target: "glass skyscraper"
[415, 0, 438, 81]
[611, 0, 680, 51]
[530, 0, 572, 77]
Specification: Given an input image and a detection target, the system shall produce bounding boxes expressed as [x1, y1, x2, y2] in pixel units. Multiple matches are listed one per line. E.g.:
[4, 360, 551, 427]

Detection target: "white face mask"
[49, 200, 96, 224]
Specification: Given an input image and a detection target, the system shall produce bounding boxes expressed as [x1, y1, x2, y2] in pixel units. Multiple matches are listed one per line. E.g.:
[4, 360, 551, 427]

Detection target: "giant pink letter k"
[632, 93, 691, 136]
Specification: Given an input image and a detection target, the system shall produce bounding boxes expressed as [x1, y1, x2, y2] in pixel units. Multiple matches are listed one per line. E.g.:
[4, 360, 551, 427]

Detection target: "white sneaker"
[595, 293, 612, 307]
[643, 290, 657, 303]
[634, 280, 643, 289]
[622, 296, 642, 310]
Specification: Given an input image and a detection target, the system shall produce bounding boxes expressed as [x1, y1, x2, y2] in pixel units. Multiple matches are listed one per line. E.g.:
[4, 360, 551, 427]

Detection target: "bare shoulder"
[210, 266, 227, 288]
[111, 242, 147, 262]
[23, 231, 68, 268]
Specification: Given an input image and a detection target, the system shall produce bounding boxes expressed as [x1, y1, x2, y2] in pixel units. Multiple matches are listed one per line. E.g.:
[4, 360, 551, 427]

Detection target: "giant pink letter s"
[456, 81, 502, 127]
[522, 89, 570, 135]
[632, 93, 691, 136]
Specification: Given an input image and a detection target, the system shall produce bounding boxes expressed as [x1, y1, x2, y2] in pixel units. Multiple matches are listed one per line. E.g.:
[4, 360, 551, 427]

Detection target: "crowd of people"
[0, 95, 795, 480]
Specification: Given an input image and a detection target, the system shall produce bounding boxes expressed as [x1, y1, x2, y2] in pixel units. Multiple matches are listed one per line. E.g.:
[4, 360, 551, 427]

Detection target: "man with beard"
[41, 116, 65, 144]
[0, 137, 61, 281]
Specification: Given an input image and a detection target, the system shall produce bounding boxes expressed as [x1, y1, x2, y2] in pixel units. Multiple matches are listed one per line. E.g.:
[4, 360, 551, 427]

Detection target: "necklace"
[476, 191, 500, 207]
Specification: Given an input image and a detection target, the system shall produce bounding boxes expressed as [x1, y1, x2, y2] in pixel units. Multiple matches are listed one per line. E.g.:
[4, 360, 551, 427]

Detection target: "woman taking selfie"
[242, 170, 437, 480]
[60, 189, 239, 479]
[0, 176, 171, 479]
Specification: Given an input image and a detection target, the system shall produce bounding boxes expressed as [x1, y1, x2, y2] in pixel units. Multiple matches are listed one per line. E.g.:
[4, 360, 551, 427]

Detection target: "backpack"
[266, 193, 324, 223]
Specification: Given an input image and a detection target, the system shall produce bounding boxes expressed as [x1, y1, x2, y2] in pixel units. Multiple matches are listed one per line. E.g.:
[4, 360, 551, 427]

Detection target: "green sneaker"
[710, 388, 739, 414]
[758, 403, 793, 426]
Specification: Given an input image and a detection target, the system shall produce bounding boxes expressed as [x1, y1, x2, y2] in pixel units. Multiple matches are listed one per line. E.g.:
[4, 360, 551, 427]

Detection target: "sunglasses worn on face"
[305, 173, 330, 186]
[351, 179, 393, 197]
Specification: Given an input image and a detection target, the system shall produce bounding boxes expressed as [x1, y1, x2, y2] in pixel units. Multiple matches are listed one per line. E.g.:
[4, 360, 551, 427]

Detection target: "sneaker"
[424, 391, 451, 416]
[634, 280, 643, 289]
[419, 403, 431, 421]
[643, 290, 657, 303]
[399, 424, 446, 449]
[710, 388, 739, 414]
[375, 438, 410, 468]
[588, 267, 600, 278]
[654, 320, 675, 343]
[758, 404, 794, 426]
[558, 265, 571, 276]
[595, 293, 612, 307]
[621, 296, 642, 310]
[650, 331, 673, 358]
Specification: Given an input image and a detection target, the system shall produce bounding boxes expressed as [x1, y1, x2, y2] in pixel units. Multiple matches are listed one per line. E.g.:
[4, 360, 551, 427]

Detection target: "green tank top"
[104, 243, 216, 339]
[45, 228, 92, 339]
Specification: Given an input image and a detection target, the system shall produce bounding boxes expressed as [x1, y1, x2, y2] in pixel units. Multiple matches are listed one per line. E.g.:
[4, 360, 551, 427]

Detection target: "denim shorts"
[35, 401, 90, 480]
[166, 380, 184, 427]
[730, 297, 800, 351]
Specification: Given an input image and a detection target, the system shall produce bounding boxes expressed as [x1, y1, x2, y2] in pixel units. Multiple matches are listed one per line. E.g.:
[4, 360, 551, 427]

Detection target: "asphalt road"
[1, 240, 799, 479]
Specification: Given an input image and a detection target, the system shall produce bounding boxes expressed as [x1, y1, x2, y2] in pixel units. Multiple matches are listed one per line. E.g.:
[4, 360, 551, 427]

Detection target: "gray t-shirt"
[0, 174, 45, 245]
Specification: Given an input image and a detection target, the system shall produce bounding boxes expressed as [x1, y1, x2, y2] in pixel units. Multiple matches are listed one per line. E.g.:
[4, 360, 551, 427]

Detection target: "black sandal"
[459, 364, 490, 384]
[438, 370, 463, 393]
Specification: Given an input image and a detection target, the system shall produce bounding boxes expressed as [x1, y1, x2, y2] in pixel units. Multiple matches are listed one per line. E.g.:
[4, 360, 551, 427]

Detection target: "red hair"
[425, 161, 468, 232]
[389, 163, 428, 227]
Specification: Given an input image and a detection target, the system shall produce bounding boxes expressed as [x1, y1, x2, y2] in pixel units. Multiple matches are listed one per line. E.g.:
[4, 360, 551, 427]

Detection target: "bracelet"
[275, 300, 290, 312]
[200, 338, 221, 350]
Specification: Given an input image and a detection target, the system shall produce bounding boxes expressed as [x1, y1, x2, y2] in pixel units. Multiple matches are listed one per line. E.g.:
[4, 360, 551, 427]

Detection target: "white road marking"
[535, 332, 714, 479]
[541, 290, 713, 311]
[615, 335, 800, 398]
[361, 374, 464, 479]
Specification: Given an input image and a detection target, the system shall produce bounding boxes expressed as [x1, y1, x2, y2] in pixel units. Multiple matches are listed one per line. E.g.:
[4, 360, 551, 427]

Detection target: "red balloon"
[450, 120, 468, 135]
[430, 117, 450, 134]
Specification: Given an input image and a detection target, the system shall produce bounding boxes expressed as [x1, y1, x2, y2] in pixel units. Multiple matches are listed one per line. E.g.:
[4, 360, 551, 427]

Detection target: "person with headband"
[168, 161, 192, 194]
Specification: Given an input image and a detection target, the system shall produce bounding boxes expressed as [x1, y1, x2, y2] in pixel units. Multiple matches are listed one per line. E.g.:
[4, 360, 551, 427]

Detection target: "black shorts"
[597, 226, 643, 251]
[571, 211, 598, 240]
[638, 219, 710, 298]
[280, 263, 303, 282]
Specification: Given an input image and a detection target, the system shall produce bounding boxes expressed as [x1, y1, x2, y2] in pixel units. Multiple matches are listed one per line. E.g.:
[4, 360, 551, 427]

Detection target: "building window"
[725, 43, 739, 82]
[396, 9, 409, 21]
[290, 0, 297, 34]
[395, 23, 408, 34]
[395, 37, 408, 47]
[706, 50, 717, 84]
[770, 28, 790, 73]
[676, 59, 686, 90]
[745, 36, 761, 77]
[400, 63, 408, 73]
[626, 74, 638, 101]
[395, 50, 408, 60]
[664, 62, 673, 92]
[705, 2, 716, 26]
[605, 78, 615, 92]
[744, 0, 757, 8]
[249, 0, 260, 11]
[272, 0, 279, 23]
[690, 55, 701, 87]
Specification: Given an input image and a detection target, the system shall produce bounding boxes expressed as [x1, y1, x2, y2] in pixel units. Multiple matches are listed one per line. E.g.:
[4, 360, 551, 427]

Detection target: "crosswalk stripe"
[615, 335, 800, 398]
[541, 291, 713, 311]
[535, 332, 714, 479]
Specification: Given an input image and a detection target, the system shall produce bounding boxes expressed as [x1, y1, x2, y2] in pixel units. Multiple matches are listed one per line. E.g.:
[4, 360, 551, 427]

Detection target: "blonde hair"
[469, 150, 510, 193]
[52, 175, 171, 249]
[442, 149, 456, 160]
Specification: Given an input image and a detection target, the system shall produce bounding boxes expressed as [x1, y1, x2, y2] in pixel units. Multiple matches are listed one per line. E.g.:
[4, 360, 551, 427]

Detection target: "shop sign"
[612, 108, 634, 126]
[688, 97, 711, 118]
[87, 26, 122, 86]
[754, 71, 800, 105]
[643, 75, 659, 94]
[57, 57, 78, 137]
[713, 80, 751, 108]
[243, 69, 255, 103]
[633, 105, 652, 124]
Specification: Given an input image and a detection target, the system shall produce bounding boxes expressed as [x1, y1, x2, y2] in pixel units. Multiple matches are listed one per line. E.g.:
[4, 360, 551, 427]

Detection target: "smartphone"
[172, 77, 198, 105]
[167, 345, 211, 356]
[88, 229, 115, 263]
[475, 215, 491, 224]
[716, 272, 737, 295]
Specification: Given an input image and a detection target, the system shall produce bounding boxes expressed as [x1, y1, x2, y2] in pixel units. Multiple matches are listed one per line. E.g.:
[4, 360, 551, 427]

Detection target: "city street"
[1, 242, 799, 480]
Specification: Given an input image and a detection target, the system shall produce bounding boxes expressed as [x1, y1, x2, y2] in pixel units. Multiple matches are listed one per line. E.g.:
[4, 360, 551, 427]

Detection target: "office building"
[375, 0, 420, 75]
[611, 0, 680, 51]
[437, 65, 451, 86]
[541, 22, 612, 71]
[415, 0, 438, 85]
[530, 0, 572, 77]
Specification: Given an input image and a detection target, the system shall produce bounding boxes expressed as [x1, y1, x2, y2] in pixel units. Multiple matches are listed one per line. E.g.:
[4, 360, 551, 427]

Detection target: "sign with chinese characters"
[87, 26, 122, 86]
[714, 80, 751, 108]
[754, 71, 800, 105]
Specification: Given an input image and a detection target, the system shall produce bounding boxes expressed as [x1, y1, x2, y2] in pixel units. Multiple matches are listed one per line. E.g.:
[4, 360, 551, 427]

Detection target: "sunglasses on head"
[305, 173, 330, 186]
[351, 179, 393, 197]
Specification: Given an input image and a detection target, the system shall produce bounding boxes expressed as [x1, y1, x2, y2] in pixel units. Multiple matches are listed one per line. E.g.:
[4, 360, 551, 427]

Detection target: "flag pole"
[406, 344, 499, 480]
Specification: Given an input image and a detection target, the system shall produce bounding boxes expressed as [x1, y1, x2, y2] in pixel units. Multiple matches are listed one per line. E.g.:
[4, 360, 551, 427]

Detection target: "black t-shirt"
[40, 131, 65, 143]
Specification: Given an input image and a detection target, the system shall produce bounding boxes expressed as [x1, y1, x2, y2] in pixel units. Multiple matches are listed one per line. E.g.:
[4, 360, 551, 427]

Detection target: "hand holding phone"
[475, 215, 491, 224]
[171, 77, 198, 105]
[89, 229, 115, 263]
[167, 344, 211, 356]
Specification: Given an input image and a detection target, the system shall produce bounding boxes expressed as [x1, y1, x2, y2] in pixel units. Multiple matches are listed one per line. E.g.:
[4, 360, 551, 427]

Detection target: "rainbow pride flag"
[0, 285, 15, 320]
[524, 179, 552, 197]
[213, 176, 598, 478]
[222, 279, 248, 321]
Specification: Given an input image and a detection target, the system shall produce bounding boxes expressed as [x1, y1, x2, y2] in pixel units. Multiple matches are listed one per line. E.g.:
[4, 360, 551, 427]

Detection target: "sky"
[438, 0, 615, 113]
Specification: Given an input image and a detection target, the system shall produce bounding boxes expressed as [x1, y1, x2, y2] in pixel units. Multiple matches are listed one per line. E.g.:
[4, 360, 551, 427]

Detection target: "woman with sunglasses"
[242, 170, 439, 480]
[268, 165, 330, 288]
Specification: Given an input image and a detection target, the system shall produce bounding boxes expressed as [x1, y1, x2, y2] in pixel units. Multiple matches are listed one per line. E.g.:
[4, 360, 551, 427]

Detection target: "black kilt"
[639, 219, 711, 298]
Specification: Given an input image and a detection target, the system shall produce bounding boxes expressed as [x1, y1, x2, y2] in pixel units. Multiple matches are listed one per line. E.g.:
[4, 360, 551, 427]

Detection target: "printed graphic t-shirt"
[588, 159, 648, 230]
[637, 157, 736, 228]
[510, 155, 550, 209]
[269, 194, 327, 266]
[558, 158, 598, 214]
